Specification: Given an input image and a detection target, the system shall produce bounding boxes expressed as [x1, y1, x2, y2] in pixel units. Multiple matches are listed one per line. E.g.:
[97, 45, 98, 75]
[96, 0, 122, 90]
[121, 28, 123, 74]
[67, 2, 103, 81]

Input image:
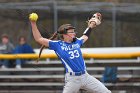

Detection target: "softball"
[29, 13, 38, 21]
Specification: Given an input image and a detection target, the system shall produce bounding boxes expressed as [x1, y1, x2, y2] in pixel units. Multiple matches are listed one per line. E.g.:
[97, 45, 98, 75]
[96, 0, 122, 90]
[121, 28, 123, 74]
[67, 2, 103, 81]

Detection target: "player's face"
[63, 29, 76, 42]
[67, 29, 76, 38]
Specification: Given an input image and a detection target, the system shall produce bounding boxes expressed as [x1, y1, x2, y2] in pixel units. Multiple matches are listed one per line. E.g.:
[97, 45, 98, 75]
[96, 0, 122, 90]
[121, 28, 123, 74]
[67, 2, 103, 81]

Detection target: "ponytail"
[36, 32, 58, 63]
[37, 23, 74, 62]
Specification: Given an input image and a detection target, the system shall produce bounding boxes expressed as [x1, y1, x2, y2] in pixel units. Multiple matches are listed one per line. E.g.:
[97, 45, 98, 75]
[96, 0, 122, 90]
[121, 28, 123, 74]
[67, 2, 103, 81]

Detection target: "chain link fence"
[0, 1, 140, 48]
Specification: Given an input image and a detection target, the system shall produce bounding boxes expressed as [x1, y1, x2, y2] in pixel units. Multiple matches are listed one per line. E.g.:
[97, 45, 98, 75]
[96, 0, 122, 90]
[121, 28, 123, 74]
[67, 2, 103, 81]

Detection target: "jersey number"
[69, 50, 80, 59]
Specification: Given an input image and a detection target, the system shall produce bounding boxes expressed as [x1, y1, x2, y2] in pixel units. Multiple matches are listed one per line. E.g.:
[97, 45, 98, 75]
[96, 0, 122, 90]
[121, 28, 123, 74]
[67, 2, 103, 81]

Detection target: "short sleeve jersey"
[48, 38, 86, 73]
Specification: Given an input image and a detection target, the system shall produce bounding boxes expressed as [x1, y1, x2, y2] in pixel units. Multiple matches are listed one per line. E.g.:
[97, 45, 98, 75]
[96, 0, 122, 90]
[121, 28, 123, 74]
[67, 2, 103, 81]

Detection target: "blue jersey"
[49, 38, 86, 73]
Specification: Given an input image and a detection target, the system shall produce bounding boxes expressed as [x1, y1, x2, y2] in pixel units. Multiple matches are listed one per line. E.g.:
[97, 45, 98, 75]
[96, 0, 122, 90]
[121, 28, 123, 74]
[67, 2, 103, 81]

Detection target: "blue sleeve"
[48, 40, 59, 50]
[76, 38, 84, 46]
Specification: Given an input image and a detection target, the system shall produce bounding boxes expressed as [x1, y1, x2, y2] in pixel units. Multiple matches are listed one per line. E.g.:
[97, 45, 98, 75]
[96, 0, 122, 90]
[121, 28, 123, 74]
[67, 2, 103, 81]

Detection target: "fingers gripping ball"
[89, 12, 102, 25]
[29, 13, 38, 21]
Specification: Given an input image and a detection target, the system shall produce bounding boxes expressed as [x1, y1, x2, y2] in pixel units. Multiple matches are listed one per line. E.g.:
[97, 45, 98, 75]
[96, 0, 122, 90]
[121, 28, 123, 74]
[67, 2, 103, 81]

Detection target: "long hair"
[37, 24, 74, 62]
[36, 31, 58, 62]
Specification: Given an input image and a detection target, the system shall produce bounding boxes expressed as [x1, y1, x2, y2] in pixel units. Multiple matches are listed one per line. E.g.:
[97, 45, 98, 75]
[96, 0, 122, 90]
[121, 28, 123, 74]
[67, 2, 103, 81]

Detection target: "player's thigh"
[63, 76, 81, 93]
[84, 74, 111, 93]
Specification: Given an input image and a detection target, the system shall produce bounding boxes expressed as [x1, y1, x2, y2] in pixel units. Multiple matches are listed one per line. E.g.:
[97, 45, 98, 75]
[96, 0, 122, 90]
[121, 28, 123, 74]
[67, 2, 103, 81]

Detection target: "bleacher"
[0, 47, 140, 93]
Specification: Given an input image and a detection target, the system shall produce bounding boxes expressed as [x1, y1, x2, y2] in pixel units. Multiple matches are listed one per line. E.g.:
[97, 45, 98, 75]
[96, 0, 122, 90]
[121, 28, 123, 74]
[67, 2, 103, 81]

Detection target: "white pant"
[63, 72, 111, 93]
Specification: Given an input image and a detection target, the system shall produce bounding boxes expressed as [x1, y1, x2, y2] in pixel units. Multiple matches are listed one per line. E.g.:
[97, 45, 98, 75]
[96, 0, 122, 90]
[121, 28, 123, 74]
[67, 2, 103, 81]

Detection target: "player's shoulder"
[49, 40, 63, 45]
[75, 37, 84, 42]
[49, 40, 61, 43]
[77, 37, 84, 40]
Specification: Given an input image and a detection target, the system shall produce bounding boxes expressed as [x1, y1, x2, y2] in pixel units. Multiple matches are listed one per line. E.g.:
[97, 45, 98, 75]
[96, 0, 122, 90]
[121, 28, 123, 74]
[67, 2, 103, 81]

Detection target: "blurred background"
[0, 0, 140, 93]
[0, 0, 140, 48]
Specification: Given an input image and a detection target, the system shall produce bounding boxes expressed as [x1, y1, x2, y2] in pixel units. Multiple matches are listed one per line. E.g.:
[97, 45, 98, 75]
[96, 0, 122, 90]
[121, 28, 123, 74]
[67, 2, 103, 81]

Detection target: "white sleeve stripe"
[83, 27, 90, 34]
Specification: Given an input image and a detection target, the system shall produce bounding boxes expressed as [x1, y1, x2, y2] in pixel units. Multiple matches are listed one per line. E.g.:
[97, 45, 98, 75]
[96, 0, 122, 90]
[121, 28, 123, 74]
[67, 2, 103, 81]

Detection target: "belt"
[69, 71, 86, 76]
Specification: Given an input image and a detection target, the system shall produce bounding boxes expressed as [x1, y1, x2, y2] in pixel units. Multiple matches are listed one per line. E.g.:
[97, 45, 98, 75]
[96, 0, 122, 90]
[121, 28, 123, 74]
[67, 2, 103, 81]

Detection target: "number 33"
[68, 50, 80, 59]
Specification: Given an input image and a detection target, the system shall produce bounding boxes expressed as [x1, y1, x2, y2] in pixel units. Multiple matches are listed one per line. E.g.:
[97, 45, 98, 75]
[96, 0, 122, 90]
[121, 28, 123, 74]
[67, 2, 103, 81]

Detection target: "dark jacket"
[13, 43, 34, 54]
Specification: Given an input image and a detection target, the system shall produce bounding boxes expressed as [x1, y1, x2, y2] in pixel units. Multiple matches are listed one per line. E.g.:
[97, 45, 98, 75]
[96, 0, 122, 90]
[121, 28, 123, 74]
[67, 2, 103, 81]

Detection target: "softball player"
[29, 13, 111, 93]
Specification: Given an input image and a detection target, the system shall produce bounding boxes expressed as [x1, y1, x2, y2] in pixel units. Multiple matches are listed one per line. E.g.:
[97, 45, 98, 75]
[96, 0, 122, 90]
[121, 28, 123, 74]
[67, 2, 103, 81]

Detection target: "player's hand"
[88, 21, 96, 28]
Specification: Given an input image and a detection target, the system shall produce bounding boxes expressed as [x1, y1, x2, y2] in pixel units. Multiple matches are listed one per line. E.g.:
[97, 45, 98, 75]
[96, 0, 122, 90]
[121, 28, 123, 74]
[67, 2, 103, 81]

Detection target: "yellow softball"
[29, 13, 38, 21]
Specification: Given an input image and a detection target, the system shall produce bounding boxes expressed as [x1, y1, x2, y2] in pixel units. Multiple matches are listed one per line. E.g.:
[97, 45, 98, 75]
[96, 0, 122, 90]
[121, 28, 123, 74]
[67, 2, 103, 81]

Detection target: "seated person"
[101, 67, 117, 83]
[0, 34, 15, 69]
[13, 36, 34, 69]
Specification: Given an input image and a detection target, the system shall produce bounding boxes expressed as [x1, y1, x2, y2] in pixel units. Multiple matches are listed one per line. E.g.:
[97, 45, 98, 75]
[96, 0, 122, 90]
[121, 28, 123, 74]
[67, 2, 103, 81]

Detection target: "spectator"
[0, 34, 15, 69]
[13, 36, 34, 69]
[101, 67, 117, 83]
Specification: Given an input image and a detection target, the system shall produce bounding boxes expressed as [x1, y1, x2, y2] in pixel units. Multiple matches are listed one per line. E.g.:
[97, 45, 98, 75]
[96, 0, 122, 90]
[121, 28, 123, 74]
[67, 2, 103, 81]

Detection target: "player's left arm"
[81, 21, 96, 43]
[80, 12, 102, 43]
